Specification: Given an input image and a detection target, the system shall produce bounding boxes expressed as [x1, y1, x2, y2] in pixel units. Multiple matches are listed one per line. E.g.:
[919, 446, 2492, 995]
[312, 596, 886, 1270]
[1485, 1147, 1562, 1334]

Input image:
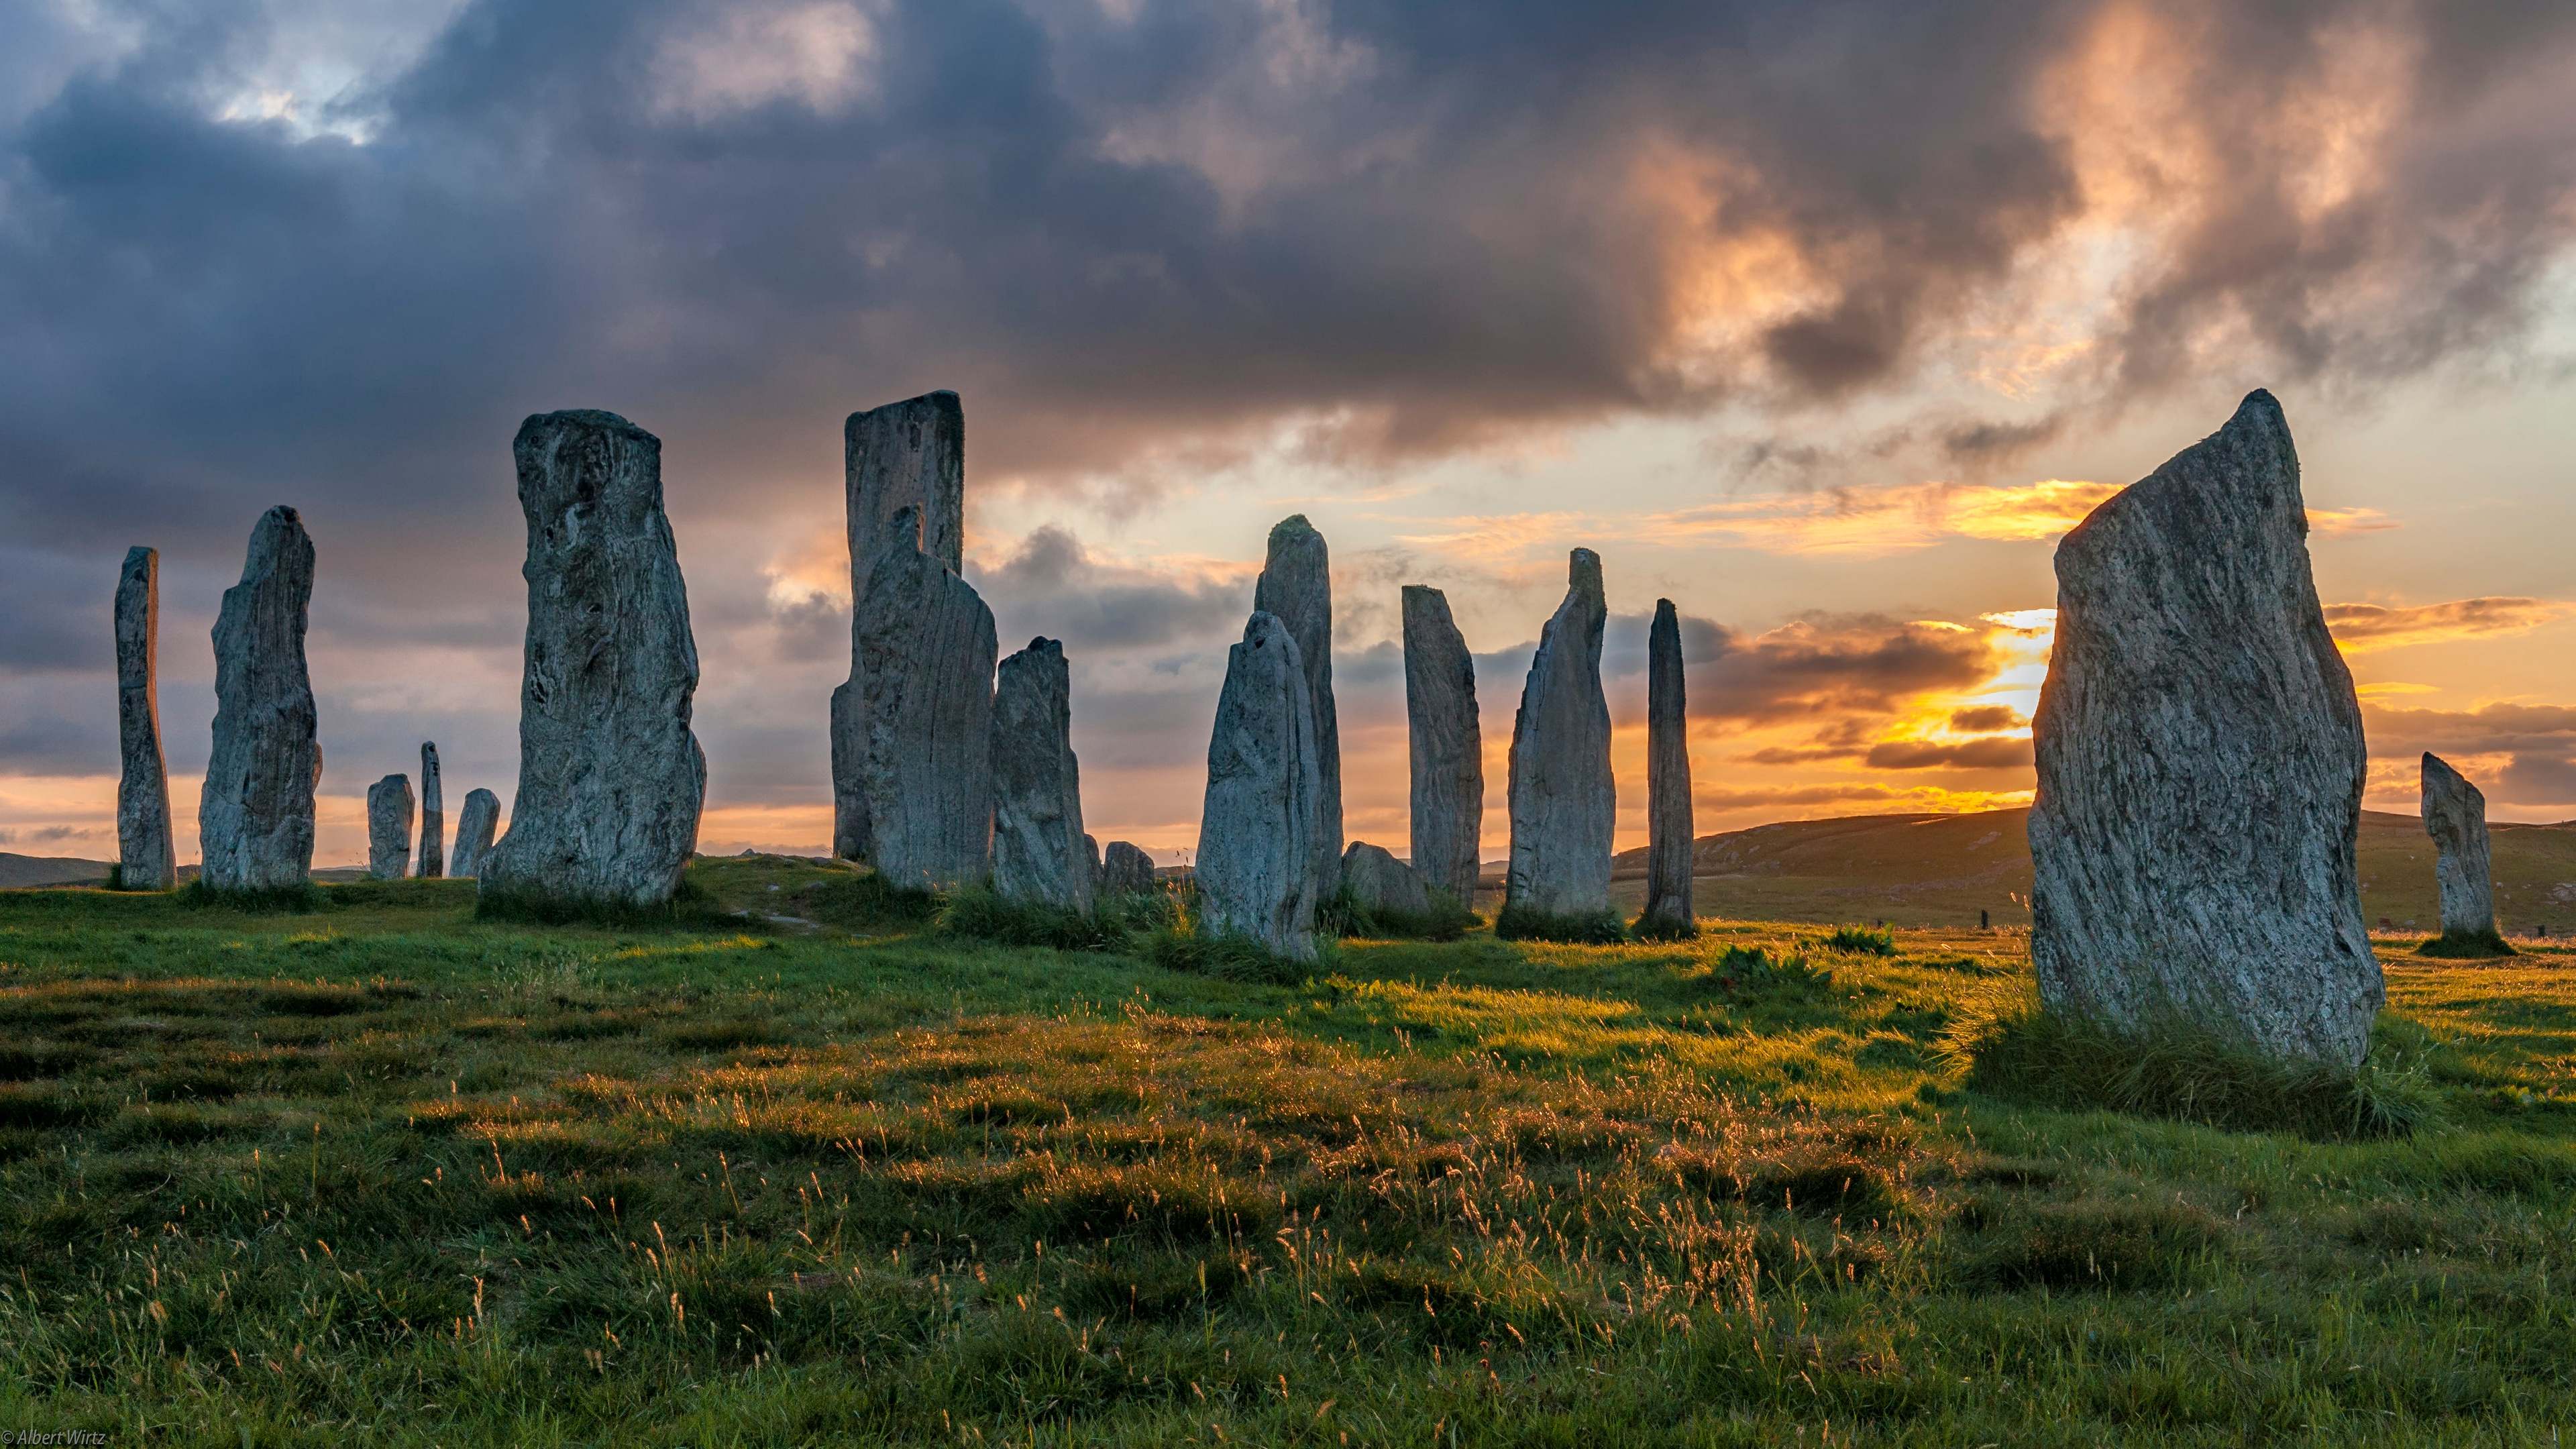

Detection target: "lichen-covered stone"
[2422, 753, 2500, 943]
[1101, 841, 1158, 897]
[451, 788, 501, 878]
[480, 411, 706, 908]
[833, 391, 965, 861]
[2029, 390, 2378, 1066]
[1637, 598, 1695, 934]
[417, 742, 445, 879]
[200, 507, 321, 892]
[992, 637, 1093, 913]
[367, 774, 415, 880]
[1254, 516, 1341, 901]
[1504, 549, 1614, 923]
[1341, 841, 1431, 918]
[1401, 584, 1481, 909]
[114, 546, 176, 890]
[1196, 612, 1321, 959]
[857, 506, 996, 890]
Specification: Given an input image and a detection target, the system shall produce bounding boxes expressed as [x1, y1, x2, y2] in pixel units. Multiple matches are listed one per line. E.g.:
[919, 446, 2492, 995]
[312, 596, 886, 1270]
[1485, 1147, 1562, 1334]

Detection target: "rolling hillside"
[0, 852, 109, 889]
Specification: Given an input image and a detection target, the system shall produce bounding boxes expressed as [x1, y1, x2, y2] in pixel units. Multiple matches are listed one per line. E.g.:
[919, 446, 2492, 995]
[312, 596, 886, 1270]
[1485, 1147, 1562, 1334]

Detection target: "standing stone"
[367, 775, 415, 880]
[2422, 753, 2504, 949]
[1196, 612, 1321, 959]
[857, 506, 996, 890]
[1503, 549, 1615, 928]
[417, 742, 445, 879]
[1340, 841, 1432, 919]
[1083, 834, 1104, 894]
[481, 411, 706, 908]
[1402, 584, 1481, 910]
[1637, 598, 1695, 935]
[1102, 841, 1158, 897]
[113, 546, 176, 890]
[1254, 516, 1342, 901]
[199, 506, 321, 893]
[2029, 390, 2378, 1066]
[833, 391, 965, 862]
[991, 637, 1093, 913]
[450, 788, 501, 878]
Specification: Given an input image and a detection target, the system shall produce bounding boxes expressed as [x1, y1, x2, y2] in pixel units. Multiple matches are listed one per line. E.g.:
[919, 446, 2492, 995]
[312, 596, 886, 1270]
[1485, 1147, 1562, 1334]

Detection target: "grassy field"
[3, 859, 2575, 1445]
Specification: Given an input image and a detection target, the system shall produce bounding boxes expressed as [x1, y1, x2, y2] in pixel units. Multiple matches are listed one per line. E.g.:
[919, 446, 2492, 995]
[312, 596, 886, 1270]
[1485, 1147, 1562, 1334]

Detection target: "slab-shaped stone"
[1196, 612, 1321, 959]
[1638, 598, 1695, 933]
[1101, 841, 1157, 897]
[833, 390, 965, 861]
[992, 637, 1093, 913]
[368, 774, 414, 880]
[857, 506, 996, 890]
[417, 741, 445, 879]
[2422, 753, 2500, 942]
[1504, 549, 1615, 922]
[200, 506, 321, 892]
[115, 546, 176, 890]
[451, 788, 501, 878]
[1254, 516, 1342, 901]
[2029, 390, 2378, 1065]
[480, 411, 706, 908]
[1401, 584, 1481, 909]
[1340, 841, 1431, 919]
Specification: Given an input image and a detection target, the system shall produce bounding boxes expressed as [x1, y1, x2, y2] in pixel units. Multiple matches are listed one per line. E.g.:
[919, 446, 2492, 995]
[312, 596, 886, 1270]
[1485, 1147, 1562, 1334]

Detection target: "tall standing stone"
[1101, 841, 1158, 897]
[1638, 598, 1695, 935]
[417, 741, 445, 879]
[1503, 549, 1615, 930]
[1254, 516, 1342, 901]
[2421, 753, 2504, 949]
[113, 546, 176, 890]
[451, 788, 501, 878]
[368, 774, 415, 880]
[1401, 584, 1481, 909]
[2029, 390, 2378, 1066]
[857, 506, 996, 890]
[833, 391, 965, 862]
[1196, 612, 1322, 960]
[199, 506, 320, 893]
[991, 637, 1093, 913]
[481, 411, 706, 908]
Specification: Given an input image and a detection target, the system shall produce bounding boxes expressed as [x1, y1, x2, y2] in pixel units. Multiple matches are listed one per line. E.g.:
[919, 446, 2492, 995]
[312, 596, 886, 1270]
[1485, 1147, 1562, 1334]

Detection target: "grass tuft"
[472, 877, 744, 929]
[174, 879, 326, 914]
[1629, 911, 1701, 942]
[1945, 996, 2446, 1140]
[1822, 925, 1897, 956]
[1319, 888, 1479, 942]
[2416, 929, 2517, 959]
[935, 885, 1134, 953]
[1493, 903, 1628, 944]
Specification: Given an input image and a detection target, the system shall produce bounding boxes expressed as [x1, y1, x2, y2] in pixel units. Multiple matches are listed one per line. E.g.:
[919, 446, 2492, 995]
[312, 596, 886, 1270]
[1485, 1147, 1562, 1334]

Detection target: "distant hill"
[1602, 807, 2576, 933]
[0, 853, 112, 888]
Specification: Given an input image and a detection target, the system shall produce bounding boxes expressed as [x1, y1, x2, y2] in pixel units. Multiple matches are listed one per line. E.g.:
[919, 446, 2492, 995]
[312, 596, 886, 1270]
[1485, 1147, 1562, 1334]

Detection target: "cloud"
[1949, 705, 2023, 733]
[2361, 700, 2576, 810]
[2325, 597, 2575, 653]
[1862, 737, 2035, 771]
[1693, 614, 2000, 724]
[967, 527, 1252, 653]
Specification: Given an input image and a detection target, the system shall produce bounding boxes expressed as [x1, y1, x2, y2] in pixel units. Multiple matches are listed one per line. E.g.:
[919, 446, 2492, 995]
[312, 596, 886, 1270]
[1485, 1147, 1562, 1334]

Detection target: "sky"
[1, 0, 2572, 867]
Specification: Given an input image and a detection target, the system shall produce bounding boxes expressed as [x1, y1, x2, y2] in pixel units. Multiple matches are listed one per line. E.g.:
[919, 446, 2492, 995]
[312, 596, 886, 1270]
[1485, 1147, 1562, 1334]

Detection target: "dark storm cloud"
[1693, 614, 1998, 724]
[2361, 702, 2576, 809]
[968, 527, 1247, 653]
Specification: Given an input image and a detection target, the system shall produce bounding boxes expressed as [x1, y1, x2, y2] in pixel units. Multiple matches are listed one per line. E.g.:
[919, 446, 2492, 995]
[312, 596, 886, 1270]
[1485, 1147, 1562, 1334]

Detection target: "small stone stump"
[1340, 842, 1432, 921]
[368, 775, 415, 880]
[991, 637, 1093, 914]
[1101, 841, 1158, 897]
[2421, 753, 2508, 955]
[451, 788, 501, 878]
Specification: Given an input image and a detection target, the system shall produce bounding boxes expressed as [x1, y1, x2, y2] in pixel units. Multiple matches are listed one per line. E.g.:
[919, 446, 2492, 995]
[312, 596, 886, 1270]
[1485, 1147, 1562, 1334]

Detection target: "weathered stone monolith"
[857, 506, 996, 890]
[2029, 390, 2378, 1065]
[992, 637, 1093, 913]
[1402, 584, 1481, 910]
[417, 742, 445, 879]
[1196, 612, 1321, 959]
[114, 546, 176, 891]
[1340, 841, 1432, 920]
[451, 788, 501, 878]
[1101, 841, 1157, 897]
[368, 775, 414, 880]
[1637, 598, 1695, 936]
[833, 391, 965, 862]
[1502, 549, 1615, 933]
[2422, 753, 2506, 951]
[200, 506, 321, 893]
[1083, 834, 1104, 894]
[1254, 516, 1341, 902]
[480, 411, 706, 908]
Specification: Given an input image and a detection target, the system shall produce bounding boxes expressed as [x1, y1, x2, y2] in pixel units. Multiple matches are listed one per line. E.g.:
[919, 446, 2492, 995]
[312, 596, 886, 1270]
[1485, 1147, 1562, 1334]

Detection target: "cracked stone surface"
[856, 506, 996, 890]
[1401, 584, 1481, 910]
[1638, 598, 1694, 932]
[991, 637, 1093, 913]
[200, 506, 320, 893]
[1505, 549, 1614, 921]
[2422, 753, 2499, 941]
[450, 788, 501, 878]
[1195, 611, 1321, 960]
[417, 741, 445, 879]
[2030, 390, 2379, 1066]
[1254, 515, 1342, 902]
[368, 774, 414, 880]
[1100, 841, 1157, 897]
[114, 546, 176, 890]
[1341, 841, 1432, 919]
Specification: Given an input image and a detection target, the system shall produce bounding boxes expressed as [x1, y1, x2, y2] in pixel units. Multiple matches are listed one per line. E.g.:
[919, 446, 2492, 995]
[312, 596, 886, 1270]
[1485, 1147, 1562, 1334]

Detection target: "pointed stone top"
[1242, 609, 1294, 653]
[242, 507, 312, 576]
[1017, 636, 1063, 659]
[2422, 751, 2481, 800]
[123, 545, 156, 571]
[1269, 515, 1319, 544]
[1566, 547, 1603, 598]
[1652, 596, 1676, 619]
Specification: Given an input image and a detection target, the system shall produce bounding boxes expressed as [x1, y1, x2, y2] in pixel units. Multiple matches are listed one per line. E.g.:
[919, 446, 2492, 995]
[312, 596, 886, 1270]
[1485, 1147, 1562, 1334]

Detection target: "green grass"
[2415, 928, 2517, 959]
[3, 860, 2576, 1444]
[1492, 902, 1629, 944]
